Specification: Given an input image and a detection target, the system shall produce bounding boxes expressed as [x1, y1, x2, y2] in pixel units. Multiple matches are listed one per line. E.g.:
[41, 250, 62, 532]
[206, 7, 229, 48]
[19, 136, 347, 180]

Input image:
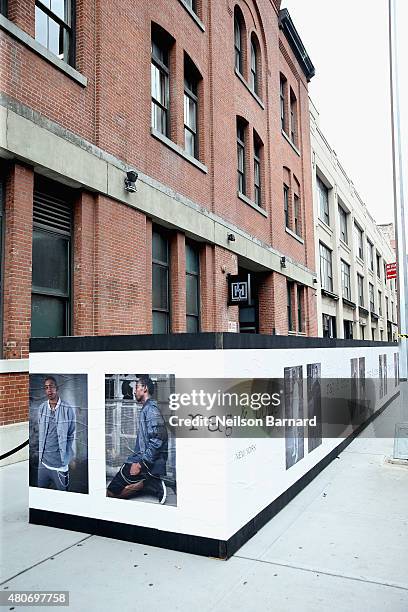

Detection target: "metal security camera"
[124, 169, 138, 192]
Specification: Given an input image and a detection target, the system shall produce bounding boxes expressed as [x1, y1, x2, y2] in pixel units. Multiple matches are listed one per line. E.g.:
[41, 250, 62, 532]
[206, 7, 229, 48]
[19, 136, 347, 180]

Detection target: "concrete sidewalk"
[1, 385, 408, 612]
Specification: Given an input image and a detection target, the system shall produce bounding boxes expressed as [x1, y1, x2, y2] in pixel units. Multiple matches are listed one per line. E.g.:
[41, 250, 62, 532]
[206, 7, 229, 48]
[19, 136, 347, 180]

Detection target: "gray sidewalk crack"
[1, 534, 93, 586]
[233, 556, 408, 592]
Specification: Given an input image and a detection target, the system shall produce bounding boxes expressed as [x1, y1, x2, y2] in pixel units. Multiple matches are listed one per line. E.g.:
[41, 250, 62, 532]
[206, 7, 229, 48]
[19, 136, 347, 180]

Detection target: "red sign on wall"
[386, 262, 397, 280]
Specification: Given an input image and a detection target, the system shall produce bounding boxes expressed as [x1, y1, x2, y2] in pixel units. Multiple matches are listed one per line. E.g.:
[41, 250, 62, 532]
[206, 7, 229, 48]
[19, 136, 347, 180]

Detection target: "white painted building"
[310, 101, 398, 341]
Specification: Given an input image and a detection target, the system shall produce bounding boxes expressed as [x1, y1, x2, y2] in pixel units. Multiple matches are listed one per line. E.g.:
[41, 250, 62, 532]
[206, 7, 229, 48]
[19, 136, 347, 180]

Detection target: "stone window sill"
[237, 192, 268, 217]
[0, 15, 87, 87]
[176, 0, 205, 31]
[151, 128, 208, 174]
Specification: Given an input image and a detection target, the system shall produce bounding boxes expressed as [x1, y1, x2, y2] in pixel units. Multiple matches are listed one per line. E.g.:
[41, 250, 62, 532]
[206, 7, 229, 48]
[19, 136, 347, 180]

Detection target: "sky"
[282, 0, 408, 227]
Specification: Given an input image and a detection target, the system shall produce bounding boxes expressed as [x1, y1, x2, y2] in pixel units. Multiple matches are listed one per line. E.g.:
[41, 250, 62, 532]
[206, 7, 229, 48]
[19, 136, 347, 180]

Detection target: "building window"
[317, 176, 330, 225]
[283, 183, 290, 228]
[391, 301, 394, 321]
[254, 133, 262, 207]
[369, 283, 375, 312]
[339, 206, 348, 244]
[290, 89, 298, 145]
[151, 27, 171, 137]
[378, 290, 382, 316]
[383, 261, 387, 283]
[31, 177, 72, 338]
[368, 240, 374, 271]
[183, 0, 196, 12]
[287, 282, 294, 332]
[237, 118, 247, 195]
[322, 314, 336, 338]
[280, 75, 287, 132]
[234, 11, 243, 74]
[184, 56, 199, 159]
[341, 260, 351, 300]
[250, 37, 259, 95]
[319, 243, 333, 293]
[344, 320, 353, 340]
[294, 194, 301, 236]
[297, 285, 304, 333]
[186, 242, 200, 333]
[360, 325, 365, 340]
[35, 0, 74, 65]
[386, 296, 389, 319]
[357, 274, 364, 307]
[376, 253, 381, 278]
[354, 224, 364, 260]
[0, 0, 7, 16]
[152, 229, 170, 334]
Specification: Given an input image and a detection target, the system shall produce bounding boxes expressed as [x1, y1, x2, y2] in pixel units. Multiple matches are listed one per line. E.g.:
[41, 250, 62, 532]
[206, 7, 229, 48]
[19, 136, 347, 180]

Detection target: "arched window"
[234, 8, 244, 74]
[253, 131, 263, 207]
[184, 55, 202, 159]
[151, 24, 174, 137]
[250, 35, 260, 95]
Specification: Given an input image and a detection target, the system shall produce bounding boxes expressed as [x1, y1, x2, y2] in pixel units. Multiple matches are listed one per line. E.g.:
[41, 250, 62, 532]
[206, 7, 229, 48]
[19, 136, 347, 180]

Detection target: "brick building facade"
[0, 0, 317, 443]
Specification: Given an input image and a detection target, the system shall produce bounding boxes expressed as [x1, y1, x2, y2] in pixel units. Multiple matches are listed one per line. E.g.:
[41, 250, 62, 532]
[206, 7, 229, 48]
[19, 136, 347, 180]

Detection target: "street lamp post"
[388, 0, 408, 379]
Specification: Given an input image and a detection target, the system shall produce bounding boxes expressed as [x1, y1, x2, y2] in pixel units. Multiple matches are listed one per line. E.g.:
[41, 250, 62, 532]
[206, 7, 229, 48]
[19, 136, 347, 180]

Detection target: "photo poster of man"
[105, 373, 177, 506]
[284, 366, 304, 470]
[394, 352, 400, 387]
[379, 354, 388, 400]
[306, 363, 322, 453]
[29, 374, 88, 494]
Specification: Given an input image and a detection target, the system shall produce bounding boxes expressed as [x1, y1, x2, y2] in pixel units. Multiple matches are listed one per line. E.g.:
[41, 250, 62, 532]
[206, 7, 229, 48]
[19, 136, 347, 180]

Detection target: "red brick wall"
[93, 195, 149, 335]
[73, 191, 96, 336]
[2, 164, 34, 359]
[0, 373, 29, 426]
[170, 232, 187, 333]
[1, 1, 315, 267]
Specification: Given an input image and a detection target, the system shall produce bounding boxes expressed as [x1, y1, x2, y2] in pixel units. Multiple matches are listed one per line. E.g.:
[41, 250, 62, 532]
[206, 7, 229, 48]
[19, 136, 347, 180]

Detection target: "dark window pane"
[186, 274, 198, 315]
[31, 294, 66, 337]
[152, 231, 168, 263]
[187, 315, 199, 333]
[152, 264, 168, 310]
[153, 311, 168, 334]
[186, 243, 199, 273]
[32, 230, 69, 294]
[35, 6, 48, 47]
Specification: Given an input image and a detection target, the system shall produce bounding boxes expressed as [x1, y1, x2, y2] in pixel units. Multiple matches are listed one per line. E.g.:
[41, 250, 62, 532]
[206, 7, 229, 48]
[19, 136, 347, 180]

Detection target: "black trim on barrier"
[29, 332, 397, 353]
[0, 439, 28, 461]
[29, 390, 400, 559]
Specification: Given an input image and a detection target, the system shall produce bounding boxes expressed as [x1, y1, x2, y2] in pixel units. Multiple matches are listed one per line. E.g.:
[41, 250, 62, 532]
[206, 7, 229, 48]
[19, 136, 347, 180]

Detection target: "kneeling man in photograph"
[107, 375, 168, 504]
[38, 376, 76, 491]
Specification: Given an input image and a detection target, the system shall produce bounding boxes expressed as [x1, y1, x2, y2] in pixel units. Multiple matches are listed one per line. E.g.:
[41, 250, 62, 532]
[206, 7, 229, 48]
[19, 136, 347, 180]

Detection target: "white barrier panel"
[28, 335, 400, 558]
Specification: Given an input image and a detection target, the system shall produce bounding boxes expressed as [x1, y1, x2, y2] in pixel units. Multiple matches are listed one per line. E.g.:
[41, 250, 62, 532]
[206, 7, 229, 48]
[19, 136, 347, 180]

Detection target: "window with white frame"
[339, 205, 348, 244]
[341, 260, 351, 301]
[317, 176, 330, 225]
[237, 118, 247, 195]
[357, 274, 364, 307]
[354, 224, 364, 260]
[253, 133, 262, 207]
[151, 27, 171, 137]
[319, 242, 333, 293]
[184, 56, 199, 159]
[35, 0, 74, 65]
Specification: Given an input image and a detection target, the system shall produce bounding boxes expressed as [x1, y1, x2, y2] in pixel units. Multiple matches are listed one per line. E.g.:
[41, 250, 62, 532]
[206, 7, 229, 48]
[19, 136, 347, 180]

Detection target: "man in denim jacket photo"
[37, 376, 76, 491]
[107, 374, 168, 504]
